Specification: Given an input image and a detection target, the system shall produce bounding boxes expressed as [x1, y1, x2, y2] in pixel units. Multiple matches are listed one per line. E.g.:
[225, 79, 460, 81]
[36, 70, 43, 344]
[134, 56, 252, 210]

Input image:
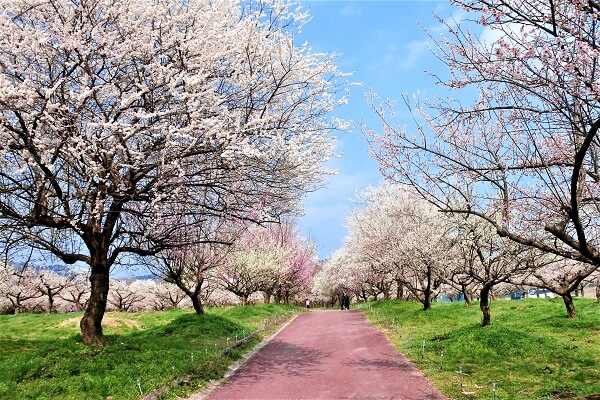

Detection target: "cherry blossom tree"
[264, 220, 319, 304]
[520, 253, 597, 317]
[139, 211, 241, 314]
[312, 249, 357, 307]
[443, 242, 478, 307]
[216, 219, 317, 305]
[36, 268, 74, 313]
[59, 273, 90, 312]
[153, 239, 232, 314]
[365, 0, 600, 302]
[0, 0, 344, 344]
[148, 281, 187, 311]
[107, 279, 146, 312]
[218, 226, 289, 305]
[344, 183, 454, 311]
[0, 262, 41, 314]
[452, 215, 533, 325]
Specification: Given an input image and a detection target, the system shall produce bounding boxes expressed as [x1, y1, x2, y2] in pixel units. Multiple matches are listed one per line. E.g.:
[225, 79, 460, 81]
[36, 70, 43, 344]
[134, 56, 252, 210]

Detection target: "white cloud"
[367, 37, 431, 73]
[300, 170, 381, 259]
[400, 40, 430, 69]
[340, 4, 361, 17]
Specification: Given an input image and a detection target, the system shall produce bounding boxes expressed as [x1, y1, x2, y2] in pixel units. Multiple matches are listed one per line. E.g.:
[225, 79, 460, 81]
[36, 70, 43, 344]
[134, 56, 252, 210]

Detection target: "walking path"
[195, 309, 448, 400]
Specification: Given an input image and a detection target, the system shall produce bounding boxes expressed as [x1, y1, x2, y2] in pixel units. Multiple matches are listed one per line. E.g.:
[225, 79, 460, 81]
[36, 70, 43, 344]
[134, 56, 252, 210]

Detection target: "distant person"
[342, 293, 350, 310]
[305, 298, 310, 309]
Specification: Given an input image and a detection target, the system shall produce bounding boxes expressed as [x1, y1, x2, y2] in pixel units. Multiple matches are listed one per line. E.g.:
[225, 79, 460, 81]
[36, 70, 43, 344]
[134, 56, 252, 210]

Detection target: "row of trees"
[315, 183, 599, 326]
[351, 0, 600, 323]
[0, 263, 189, 314]
[0, 0, 345, 344]
[1, 219, 319, 314]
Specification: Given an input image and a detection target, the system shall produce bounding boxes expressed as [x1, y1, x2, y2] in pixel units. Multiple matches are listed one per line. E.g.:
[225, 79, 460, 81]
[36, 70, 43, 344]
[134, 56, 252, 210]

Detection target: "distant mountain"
[133, 274, 160, 281]
[27, 263, 71, 276]
[16, 261, 159, 281]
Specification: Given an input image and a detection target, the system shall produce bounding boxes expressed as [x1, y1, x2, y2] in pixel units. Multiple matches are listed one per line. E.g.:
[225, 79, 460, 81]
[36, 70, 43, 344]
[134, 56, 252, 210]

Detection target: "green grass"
[362, 298, 600, 400]
[0, 304, 299, 400]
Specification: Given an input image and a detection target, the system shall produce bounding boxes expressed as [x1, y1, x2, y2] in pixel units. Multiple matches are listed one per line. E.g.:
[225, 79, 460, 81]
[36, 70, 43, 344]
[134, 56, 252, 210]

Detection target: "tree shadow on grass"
[0, 311, 262, 400]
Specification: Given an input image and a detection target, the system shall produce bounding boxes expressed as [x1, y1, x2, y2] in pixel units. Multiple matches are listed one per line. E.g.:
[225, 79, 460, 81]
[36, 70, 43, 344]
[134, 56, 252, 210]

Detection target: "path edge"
[183, 313, 301, 400]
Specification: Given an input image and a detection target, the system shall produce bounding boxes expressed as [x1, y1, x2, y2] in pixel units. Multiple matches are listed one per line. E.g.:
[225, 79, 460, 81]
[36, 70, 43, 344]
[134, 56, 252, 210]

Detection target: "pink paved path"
[203, 310, 448, 400]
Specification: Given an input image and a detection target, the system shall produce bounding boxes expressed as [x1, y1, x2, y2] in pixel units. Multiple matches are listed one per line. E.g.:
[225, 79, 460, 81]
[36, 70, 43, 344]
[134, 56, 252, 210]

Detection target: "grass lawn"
[0, 304, 299, 400]
[362, 298, 600, 400]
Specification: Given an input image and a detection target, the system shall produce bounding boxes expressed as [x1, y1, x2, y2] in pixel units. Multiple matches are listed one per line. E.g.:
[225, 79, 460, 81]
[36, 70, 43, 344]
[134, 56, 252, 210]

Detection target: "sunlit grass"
[0, 304, 299, 400]
[362, 298, 600, 400]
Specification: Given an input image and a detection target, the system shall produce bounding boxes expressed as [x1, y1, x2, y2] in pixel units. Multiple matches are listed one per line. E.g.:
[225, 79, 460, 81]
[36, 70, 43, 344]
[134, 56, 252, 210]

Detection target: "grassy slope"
[363, 298, 600, 400]
[0, 304, 298, 400]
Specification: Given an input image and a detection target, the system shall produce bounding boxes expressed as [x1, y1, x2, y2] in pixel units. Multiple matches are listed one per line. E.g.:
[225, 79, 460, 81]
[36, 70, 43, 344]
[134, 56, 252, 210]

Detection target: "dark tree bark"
[461, 285, 472, 308]
[395, 281, 404, 300]
[479, 285, 492, 327]
[80, 256, 111, 345]
[241, 294, 249, 306]
[424, 265, 433, 311]
[561, 292, 577, 319]
[190, 293, 204, 315]
[263, 292, 271, 304]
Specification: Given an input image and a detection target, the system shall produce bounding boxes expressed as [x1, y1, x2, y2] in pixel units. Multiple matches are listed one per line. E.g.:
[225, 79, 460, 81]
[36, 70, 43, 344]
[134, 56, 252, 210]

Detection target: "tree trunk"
[47, 301, 54, 313]
[596, 277, 600, 303]
[396, 283, 404, 300]
[241, 294, 249, 306]
[361, 288, 368, 302]
[561, 292, 578, 318]
[191, 294, 204, 315]
[46, 287, 55, 314]
[422, 266, 432, 311]
[480, 285, 492, 327]
[462, 287, 472, 308]
[172, 275, 204, 315]
[423, 294, 431, 311]
[263, 292, 271, 304]
[80, 259, 110, 345]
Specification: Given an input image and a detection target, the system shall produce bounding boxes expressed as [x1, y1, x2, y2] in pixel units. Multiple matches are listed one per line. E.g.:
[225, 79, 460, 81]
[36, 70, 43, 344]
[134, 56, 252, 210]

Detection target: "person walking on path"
[198, 310, 448, 400]
[340, 293, 350, 309]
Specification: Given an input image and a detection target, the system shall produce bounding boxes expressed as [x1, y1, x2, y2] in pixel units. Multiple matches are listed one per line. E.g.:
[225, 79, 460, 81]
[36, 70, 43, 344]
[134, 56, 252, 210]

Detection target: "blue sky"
[296, 1, 453, 259]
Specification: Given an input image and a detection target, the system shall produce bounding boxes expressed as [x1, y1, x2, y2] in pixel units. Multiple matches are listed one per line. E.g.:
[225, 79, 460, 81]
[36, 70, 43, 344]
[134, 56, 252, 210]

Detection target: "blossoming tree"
[365, 0, 600, 313]
[451, 214, 533, 325]
[217, 219, 317, 305]
[0, 0, 343, 344]
[59, 273, 90, 312]
[312, 249, 359, 306]
[36, 268, 75, 313]
[0, 262, 41, 313]
[344, 183, 453, 311]
[519, 253, 597, 317]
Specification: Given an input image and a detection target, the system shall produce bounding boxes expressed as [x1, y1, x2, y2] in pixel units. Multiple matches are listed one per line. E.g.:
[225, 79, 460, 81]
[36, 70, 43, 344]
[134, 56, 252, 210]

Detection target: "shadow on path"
[230, 340, 331, 379]
[201, 310, 448, 400]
